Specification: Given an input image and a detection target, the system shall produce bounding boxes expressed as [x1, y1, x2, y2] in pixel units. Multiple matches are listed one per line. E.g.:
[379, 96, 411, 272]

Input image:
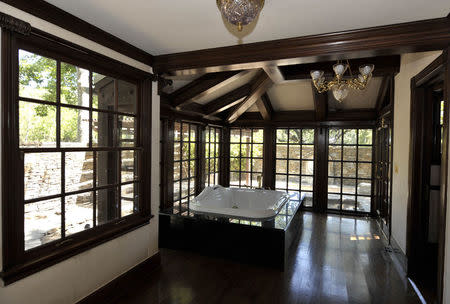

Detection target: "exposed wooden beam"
[256, 93, 274, 120]
[203, 83, 251, 116]
[169, 70, 251, 108]
[375, 75, 391, 113]
[282, 56, 401, 80]
[154, 17, 450, 74]
[263, 65, 285, 84]
[311, 85, 328, 121]
[226, 72, 273, 123]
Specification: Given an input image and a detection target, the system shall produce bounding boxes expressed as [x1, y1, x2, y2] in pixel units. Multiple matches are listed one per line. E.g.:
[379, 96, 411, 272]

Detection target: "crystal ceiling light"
[310, 60, 374, 103]
[217, 0, 265, 31]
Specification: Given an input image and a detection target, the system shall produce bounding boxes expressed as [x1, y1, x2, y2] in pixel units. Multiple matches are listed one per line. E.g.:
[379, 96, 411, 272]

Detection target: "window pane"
[240, 172, 251, 187]
[301, 160, 314, 175]
[61, 63, 89, 106]
[92, 111, 115, 147]
[302, 192, 313, 207]
[342, 195, 356, 211]
[302, 145, 314, 160]
[182, 124, 189, 141]
[358, 163, 372, 178]
[343, 146, 357, 161]
[328, 162, 341, 177]
[252, 173, 262, 188]
[342, 179, 356, 194]
[96, 151, 118, 187]
[288, 175, 300, 190]
[173, 181, 180, 201]
[358, 129, 373, 145]
[174, 122, 181, 141]
[358, 146, 372, 162]
[121, 183, 138, 217]
[328, 178, 341, 193]
[230, 144, 240, 157]
[65, 152, 93, 193]
[276, 160, 287, 174]
[230, 157, 240, 171]
[121, 150, 137, 183]
[25, 198, 61, 250]
[20, 101, 57, 148]
[25, 152, 61, 200]
[344, 129, 357, 144]
[357, 180, 372, 195]
[327, 194, 340, 210]
[230, 129, 240, 143]
[190, 125, 197, 141]
[302, 129, 314, 144]
[328, 146, 341, 161]
[301, 176, 314, 192]
[342, 162, 356, 178]
[96, 187, 119, 225]
[252, 159, 263, 173]
[19, 50, 57, 102]
[119, 115, 135, 147]
[289, 160, 300, 174]
[289, 145, 301, 159]
[240, 158, 250, 172]
[275, 174, 287, 190]
[276, 129, 288, 143]
[252, 129, 264, 143]
[174, 161, 181, 181]
[117, 80, 136, 114]
[329, 129, 342, 144]
[289, 129, 301, 143]
[65, 192, 93, 236]
[230, 172, 240, 186]
[61, 107, 90, 147]
[276, 145, 288, 158]
[92, 73, 114, 111]
[252, 144, 263, 157]
[357, 196, 371, 212]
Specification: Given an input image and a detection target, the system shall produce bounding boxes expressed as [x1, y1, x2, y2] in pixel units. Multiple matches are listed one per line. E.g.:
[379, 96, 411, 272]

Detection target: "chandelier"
[310, 60, 375, 102]
[216, 0, 265, 32]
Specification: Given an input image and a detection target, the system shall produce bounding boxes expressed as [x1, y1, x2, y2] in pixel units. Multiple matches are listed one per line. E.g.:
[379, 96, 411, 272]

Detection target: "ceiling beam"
[154, 17, 450, 75]
[255, 93, 274, 120]
[168, 70, 250, 108]
[203, 83, 251, 116]
[281, 56, 401, 80]
[263, 65, 285, 84]
[227, 71, 273, 123]
[311, 86, 328, 121]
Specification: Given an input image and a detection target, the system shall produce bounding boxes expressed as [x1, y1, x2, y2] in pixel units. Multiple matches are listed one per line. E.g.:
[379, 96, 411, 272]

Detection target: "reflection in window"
[173, 121, 198, 211]
[229, 128, 264, 188]
[275, 128, 315, 207]
[19, 49, 140, 250]
[205, 126, 222, 187]
[327, 128, 373, 213]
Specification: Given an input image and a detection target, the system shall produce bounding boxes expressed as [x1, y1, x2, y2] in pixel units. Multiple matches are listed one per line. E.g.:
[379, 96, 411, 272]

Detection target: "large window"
[327, 128, 373, 213]
[2, 32, 151, 283]
[275, 128, 315, 207]
[204, 126, 222, 187]
[229, 128, 264, 188]
[173, 121, 198, 211]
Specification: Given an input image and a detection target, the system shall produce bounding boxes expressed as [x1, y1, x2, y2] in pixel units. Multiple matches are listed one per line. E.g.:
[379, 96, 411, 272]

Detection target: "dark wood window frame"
[1, 29, 153, 285]
[274, 128, 315, 208]
[229, 127, 264, 189]
[204, 126, 222, 187]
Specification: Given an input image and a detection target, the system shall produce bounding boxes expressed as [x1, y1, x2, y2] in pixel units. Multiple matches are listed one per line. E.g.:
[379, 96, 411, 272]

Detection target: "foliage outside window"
[19, 49, 140, 250]
[275, 128, 315, 207]
[327, 128, 373, 213]
[229, 128, 264, 188]
[204, 126, 221, 187]
[173, 121, 198, 212]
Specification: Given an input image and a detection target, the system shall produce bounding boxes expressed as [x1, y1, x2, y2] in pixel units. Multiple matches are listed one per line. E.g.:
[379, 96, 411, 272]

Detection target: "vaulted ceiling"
[44, 0, 449, 55]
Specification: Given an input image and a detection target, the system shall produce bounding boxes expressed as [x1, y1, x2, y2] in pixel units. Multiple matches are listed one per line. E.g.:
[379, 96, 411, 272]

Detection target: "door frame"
[407, 50, 449, 304]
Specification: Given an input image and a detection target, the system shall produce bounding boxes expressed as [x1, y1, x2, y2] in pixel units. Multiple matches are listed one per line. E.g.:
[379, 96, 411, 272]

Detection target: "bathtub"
[189, 186, 289, 220]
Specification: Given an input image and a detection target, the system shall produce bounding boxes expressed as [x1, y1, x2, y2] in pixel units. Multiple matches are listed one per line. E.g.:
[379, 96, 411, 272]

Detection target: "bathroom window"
[173, 121, 198, 210]
[327, 128, 373, 213]
[229, 128, 264, 188]
[275, 128, 315, 207]
[2, 31, 151, 284]
[204, 126, 222, 187]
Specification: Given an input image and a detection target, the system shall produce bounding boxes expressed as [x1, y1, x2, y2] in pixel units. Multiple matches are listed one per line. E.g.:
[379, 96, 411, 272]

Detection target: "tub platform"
[159, 195, 304, 271]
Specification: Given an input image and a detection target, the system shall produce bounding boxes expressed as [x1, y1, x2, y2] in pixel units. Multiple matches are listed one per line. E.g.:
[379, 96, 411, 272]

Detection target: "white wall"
[391, 51, 442, 254]
[0, 4, 160, 304]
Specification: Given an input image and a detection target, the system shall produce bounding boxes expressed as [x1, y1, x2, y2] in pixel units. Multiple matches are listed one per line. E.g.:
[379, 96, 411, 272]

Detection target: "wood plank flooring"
[106, 212, 421, 304]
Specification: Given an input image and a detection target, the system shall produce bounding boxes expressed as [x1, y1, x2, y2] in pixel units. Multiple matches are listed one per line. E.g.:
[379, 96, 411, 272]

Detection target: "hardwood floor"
[106, 212, 421, 304]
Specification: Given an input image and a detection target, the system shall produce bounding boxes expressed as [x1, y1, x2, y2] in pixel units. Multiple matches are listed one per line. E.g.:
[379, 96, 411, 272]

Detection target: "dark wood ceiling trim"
[375, 75, 391, 113]
[226, 71, 273, 123]
[327, 109, 378, 121]
[169, 70, 247, 108]
[160, 102, 220, 124]
[154, 17, 449, 74]
[263, 65, 285, 84]
[312, 86, 328, 121]
[0, 11, 31, 35]
[281, 55, 401, 80]
[256, 93, 274, 120]
[203, 83, 251, 116]
[2, 0, 153, 65]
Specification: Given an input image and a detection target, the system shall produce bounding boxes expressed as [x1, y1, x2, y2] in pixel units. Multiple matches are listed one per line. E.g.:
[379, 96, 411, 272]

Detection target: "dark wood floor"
[107, 212, 421, 304]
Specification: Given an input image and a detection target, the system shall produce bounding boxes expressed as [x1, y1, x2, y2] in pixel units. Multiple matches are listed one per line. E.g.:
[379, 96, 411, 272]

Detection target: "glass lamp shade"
[332, 85, 349, 102]
[359, 64, 374, 77]
[310, 70, 324, 81]
[217, 0, 265, 31]
[333, 63, 348, 77]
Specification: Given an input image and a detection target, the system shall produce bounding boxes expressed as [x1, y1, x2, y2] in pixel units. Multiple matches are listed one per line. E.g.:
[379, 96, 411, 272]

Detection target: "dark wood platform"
[159, 199, 303, 270]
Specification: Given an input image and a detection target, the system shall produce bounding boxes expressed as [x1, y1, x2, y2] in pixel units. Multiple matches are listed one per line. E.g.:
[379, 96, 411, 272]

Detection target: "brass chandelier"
[310, 60, 375, 102]
[216, 0, 265, 32]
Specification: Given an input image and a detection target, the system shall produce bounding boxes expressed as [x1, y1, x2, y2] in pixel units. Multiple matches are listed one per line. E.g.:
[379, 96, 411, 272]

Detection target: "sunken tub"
[189, 186, 289, 220]
[159, 186, 304, 270]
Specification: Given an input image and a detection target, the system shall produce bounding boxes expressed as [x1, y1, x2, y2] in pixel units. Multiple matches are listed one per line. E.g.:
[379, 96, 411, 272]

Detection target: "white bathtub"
[189, 186, 289, 220]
